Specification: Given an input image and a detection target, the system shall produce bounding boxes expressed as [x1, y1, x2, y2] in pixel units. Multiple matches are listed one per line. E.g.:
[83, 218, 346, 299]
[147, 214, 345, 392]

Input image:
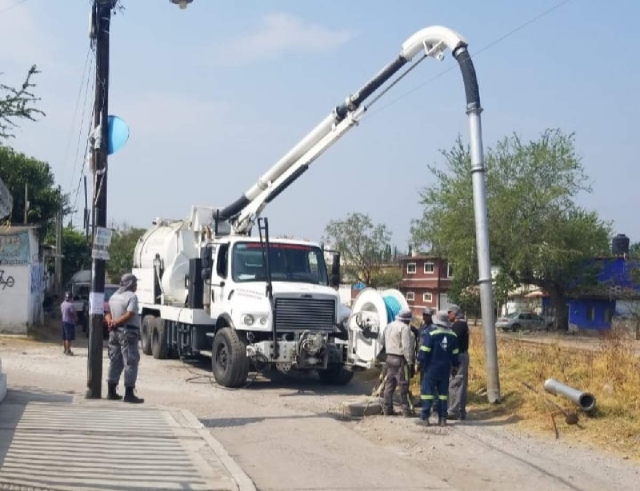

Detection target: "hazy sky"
[1, 0, 638, 248]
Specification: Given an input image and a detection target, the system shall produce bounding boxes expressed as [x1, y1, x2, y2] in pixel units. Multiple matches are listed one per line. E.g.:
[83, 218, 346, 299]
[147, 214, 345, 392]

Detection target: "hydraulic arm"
[218, 26, 470, 235]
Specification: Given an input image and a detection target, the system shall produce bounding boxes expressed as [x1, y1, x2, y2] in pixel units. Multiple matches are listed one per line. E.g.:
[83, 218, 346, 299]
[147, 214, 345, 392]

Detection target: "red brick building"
[398, 254, 455, 316]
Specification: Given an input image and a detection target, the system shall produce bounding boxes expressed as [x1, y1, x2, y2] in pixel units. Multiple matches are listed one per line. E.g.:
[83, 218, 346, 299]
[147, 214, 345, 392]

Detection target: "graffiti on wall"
[0, 270, 15, 290]
[0, 231, 30, 266]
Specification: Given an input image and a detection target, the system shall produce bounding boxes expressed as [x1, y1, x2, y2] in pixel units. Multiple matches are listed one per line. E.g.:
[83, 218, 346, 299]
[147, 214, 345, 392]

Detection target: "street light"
[170, 0, 192, 9]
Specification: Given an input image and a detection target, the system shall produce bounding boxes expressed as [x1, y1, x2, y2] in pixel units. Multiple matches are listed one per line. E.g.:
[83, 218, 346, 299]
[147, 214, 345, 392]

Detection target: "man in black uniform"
[447, 305, 469, 420]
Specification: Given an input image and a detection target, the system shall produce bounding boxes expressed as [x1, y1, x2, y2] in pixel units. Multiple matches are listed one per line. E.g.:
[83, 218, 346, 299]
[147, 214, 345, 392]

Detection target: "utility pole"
[23, 183, 28, 224]
[55, 207, 63, 294]
[86, 0, 114, 399]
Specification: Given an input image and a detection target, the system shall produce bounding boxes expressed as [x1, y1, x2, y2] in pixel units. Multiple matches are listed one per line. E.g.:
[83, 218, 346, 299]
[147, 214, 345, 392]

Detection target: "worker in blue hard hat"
[380, 308, 415, 417]
[412, 307, 436, 408]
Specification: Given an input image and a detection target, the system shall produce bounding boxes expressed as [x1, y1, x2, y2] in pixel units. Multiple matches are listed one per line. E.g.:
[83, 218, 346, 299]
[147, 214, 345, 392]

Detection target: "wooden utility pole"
[86, 0, 113, 399]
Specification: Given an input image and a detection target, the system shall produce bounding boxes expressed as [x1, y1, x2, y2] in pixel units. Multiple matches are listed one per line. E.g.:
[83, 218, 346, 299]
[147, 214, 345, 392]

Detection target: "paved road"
[2, 333, 640, 491]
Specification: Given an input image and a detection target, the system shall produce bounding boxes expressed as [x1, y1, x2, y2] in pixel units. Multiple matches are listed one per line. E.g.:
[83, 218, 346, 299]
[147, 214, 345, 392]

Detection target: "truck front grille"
[274, 297, 336, 331]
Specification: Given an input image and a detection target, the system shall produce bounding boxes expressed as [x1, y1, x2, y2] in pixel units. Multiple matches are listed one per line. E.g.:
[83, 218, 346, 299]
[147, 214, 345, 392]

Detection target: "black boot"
[438, 416, 447, 427]
[123, 387, 144, 404]
[107, 383, 122, 401]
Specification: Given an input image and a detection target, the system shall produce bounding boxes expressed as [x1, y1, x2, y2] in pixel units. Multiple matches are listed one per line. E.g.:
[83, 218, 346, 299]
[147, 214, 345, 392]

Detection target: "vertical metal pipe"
[454, 45, 500, 403]
[468, 109, 500, 403]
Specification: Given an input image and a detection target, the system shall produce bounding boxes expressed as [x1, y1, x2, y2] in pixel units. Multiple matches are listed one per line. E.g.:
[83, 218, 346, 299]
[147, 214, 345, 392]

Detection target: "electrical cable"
[364, 0, 574, 120]
[65, 47, 92, 195]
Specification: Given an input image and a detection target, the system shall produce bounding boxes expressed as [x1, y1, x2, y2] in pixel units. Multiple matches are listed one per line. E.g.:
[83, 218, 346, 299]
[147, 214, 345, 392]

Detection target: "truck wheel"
[318, 365, 354, 385]
[151, 318, 169, 359]
[141, 316, 153, 356]
[211, 328, 249, 388]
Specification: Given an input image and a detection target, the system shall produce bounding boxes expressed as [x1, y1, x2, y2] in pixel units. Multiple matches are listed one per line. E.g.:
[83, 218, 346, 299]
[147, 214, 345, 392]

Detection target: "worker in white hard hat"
[380, 308, 415, 417]
[416, 310, 460, 427]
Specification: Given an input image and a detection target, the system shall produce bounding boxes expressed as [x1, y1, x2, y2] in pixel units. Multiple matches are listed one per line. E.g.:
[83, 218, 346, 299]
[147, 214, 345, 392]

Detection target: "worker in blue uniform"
[416, 310, 460, 427]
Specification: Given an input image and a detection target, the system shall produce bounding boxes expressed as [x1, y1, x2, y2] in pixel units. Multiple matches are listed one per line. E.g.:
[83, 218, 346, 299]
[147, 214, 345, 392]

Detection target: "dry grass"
[466, 326, 640, 460]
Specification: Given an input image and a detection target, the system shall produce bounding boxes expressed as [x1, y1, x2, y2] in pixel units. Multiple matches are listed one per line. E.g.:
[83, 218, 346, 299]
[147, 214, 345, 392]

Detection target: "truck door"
[210, 242, 230, 319]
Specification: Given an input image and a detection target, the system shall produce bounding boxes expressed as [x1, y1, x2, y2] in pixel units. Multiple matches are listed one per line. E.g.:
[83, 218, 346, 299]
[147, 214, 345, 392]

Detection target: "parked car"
[496, 312, 551, 332]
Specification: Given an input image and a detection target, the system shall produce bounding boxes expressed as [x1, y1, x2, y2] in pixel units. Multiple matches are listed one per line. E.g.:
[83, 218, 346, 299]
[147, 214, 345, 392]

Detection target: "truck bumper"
[246, 335, 345, 371]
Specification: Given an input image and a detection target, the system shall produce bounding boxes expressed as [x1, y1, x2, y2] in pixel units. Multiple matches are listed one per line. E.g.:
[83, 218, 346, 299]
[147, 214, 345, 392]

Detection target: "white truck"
[131, 25, 479, 388]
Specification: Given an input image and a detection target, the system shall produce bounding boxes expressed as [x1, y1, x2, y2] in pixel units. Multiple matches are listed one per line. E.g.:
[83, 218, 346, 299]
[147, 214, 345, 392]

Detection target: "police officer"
[447, 305, 470, 420]
[381, 308, 415, 417]
[416, 310, 460, 426]
[105, 273, 144, 404]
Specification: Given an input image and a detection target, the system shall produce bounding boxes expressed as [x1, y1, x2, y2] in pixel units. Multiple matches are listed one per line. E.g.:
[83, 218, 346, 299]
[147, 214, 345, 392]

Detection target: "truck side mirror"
[330, 252, 341, 288]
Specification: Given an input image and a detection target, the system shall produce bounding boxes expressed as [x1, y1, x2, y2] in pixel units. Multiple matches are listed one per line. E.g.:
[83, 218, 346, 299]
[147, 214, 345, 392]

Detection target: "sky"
[1, 0, 639, 249]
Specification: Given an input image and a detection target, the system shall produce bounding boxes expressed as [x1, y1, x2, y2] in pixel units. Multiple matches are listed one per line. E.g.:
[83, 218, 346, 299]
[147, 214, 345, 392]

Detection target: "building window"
[423, 292, 432, 303]
[587, 306, 595, 321]
[447, 263, 454, 278]
[424, 262, 434, 274]
[406, 262, 417, 275]
[405, 291, 415, 301]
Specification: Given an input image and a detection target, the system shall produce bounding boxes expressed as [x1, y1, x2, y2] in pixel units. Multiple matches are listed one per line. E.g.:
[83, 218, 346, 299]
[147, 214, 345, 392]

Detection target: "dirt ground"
[1, 327, 639, 491]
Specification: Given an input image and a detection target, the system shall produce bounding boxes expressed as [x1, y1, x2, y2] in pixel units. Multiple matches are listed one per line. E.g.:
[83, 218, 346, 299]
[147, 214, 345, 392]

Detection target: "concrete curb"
[179, 409, 258, 491]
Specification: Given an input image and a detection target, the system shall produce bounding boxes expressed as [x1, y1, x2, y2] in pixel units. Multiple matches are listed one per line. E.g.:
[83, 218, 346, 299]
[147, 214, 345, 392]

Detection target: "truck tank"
[133, 206, 232, 305]
[133, 218, 199, 304]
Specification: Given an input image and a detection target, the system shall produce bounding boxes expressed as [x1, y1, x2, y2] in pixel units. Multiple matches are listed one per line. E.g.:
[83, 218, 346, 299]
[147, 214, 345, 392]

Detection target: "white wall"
[0, 228, 43, 334]
[0, 264, 30, 334]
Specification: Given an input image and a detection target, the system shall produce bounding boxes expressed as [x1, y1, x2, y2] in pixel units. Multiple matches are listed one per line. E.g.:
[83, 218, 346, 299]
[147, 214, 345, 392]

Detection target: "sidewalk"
[0, 387, 256, 491]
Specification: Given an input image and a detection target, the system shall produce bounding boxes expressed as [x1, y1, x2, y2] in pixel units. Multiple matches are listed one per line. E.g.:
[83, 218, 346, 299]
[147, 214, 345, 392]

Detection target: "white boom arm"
[218, 26, 469, 235]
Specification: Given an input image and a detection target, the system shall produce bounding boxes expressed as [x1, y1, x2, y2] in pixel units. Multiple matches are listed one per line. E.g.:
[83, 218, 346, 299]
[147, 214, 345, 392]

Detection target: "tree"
[370, 268, 403, 289]
[323, 212, 395, 287]
[412, 129, 611, 330]
[1, 65, 44, 140]
[0, 145, 66, 230]
[629, 242, 640, 259]
[58, 226, 91, 286]
[105, 225, 146, 282]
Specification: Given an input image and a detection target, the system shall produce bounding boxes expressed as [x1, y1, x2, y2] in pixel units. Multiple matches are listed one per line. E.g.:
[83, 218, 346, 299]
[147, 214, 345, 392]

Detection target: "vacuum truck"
[131, 25, 481, 388]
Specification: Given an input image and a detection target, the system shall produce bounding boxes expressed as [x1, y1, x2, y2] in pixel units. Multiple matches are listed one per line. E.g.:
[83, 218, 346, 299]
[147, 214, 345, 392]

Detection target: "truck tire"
[151, 317, 169, 360]
[318, 365, 354, 385]
[211, 328, 249, 388]
[141, 316, 153, 356]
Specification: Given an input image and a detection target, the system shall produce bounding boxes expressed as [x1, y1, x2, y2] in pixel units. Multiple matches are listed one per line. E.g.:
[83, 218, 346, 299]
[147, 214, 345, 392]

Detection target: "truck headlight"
[259, 316, 267, 325]
[243, 315, 255, 326]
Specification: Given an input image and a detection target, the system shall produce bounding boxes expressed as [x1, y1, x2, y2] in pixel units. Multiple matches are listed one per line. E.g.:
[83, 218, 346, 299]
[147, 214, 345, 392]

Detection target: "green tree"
[323, 212, 394, 287]
[629, 242, 640, 259]
[59, 226, 91, 285]
[412, 129, 610, 330]
[1, 65, 44, 140]
[0, 145, 66, 230]
[370, 268, 403, 289]
[106, 225, 145, 282]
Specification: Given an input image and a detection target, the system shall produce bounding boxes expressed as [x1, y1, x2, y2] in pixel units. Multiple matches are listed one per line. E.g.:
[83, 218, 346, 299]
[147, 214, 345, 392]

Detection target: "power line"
[0, 0, 28, 15]
[63, 47, 92, 192]
[365, 0, 574, 119]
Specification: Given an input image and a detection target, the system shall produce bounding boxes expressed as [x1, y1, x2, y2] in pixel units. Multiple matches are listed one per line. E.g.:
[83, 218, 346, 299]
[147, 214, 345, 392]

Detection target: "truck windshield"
[232, 242, 329, 285]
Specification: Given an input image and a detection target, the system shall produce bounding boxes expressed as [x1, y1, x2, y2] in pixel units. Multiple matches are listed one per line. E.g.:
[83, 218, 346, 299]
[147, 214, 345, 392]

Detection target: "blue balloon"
[107, 115, 129, 155]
